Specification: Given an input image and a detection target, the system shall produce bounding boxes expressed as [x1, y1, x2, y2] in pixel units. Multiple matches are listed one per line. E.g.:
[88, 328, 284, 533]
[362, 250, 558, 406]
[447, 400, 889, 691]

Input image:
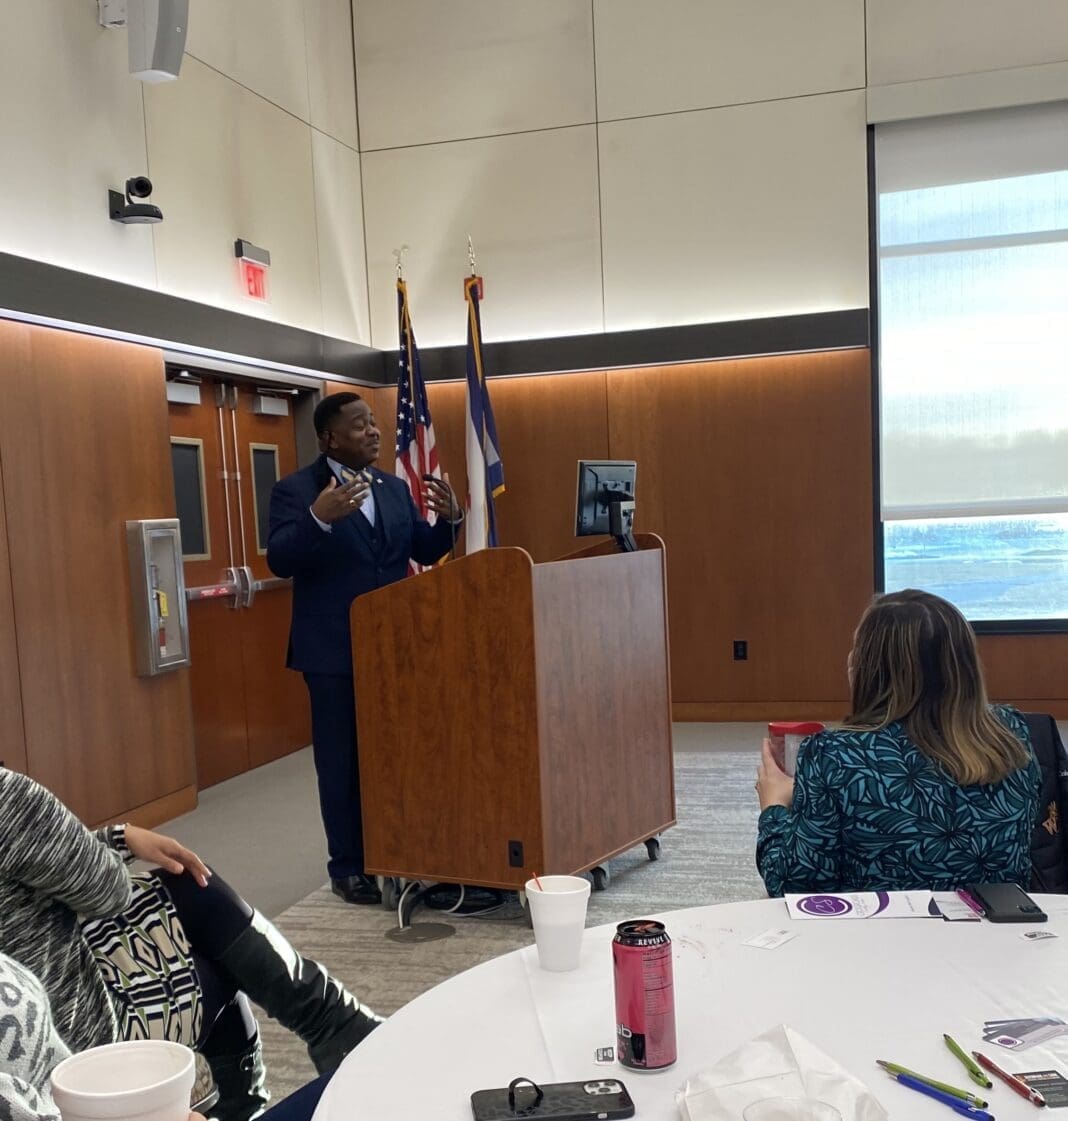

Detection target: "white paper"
[743, 927, 798, 950]
[785, 890, 937, 919]
[676, 1024, 888, 1121]
[933, 891, 982, 921]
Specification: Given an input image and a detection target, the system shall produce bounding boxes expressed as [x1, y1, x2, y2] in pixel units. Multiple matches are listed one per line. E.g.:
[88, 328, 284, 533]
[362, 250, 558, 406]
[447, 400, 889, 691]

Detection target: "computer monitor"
[575, 460, 638, 552]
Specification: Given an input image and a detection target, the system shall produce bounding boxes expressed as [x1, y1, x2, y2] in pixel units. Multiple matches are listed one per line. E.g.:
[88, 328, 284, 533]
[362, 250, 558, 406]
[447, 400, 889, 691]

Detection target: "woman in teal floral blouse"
[755, 589, 1040, 897]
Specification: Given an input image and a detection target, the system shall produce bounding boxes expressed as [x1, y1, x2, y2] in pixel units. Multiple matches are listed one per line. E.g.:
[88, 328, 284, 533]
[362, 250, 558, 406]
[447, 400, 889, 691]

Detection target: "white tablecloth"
[312, 896, 1068, 1120]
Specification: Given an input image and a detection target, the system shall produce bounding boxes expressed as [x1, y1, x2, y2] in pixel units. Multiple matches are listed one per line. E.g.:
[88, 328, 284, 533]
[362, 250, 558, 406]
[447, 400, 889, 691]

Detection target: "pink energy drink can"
[612, 919, 677, 1070]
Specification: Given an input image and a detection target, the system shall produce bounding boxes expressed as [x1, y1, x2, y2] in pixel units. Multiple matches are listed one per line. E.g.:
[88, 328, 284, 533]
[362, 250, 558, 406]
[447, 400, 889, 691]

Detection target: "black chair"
[1026, 712, 1068, 894]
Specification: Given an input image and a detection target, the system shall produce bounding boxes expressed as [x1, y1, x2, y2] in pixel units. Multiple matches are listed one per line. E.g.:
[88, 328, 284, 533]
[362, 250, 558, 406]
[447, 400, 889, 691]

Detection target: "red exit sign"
[234, 239, 271, 302]
[240, 259, 269, 301]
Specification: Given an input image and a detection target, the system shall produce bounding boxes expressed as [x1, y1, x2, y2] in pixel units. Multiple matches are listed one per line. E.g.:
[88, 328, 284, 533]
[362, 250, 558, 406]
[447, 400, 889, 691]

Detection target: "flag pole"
[463, 238, 503, 550]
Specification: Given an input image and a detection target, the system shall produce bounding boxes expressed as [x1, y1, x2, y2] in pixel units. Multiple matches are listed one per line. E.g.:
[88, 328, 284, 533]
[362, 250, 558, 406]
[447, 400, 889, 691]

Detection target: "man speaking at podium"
[267, 392, 462, 904]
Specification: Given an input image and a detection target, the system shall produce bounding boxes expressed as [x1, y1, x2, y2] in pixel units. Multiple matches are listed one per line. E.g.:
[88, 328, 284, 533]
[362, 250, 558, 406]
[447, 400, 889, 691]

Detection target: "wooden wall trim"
[674, 702, 848, 723]
[1011, 701, 1068, 720]
[94, 784, 198, 830]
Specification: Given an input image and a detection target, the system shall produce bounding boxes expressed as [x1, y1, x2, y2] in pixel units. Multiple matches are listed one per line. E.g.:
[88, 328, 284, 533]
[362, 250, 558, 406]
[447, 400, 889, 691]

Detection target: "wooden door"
[233, 387, 310, 769]
[168, 377, 310, 787]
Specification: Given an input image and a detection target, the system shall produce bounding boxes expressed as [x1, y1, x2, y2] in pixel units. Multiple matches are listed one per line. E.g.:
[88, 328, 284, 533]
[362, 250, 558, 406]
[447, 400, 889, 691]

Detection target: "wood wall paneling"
[488, 372, 611, 562]
[606, 350, 874, 709]
[979, 634, 1068, 717]
[0, 321, 196, 822]
[418, 371, 612, 563]
[95, 784, 198, 829]
[327, 355, 1067, 719]
[0, 328, 29, 774]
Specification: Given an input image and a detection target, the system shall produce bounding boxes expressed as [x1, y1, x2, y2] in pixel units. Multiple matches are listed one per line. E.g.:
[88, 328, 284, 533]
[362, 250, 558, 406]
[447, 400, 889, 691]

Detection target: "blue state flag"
[463, 275, 504, 550]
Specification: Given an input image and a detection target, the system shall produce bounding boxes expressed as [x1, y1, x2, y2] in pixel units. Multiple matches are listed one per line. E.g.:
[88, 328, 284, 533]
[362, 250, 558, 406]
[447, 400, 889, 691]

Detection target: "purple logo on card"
[796, 894, 852, 916]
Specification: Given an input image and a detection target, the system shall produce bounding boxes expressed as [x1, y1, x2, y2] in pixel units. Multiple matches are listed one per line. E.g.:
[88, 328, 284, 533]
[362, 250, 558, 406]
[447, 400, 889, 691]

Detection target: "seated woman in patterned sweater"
[0, 951, 330, 1121]
[0, 768, 383, 1121]
[755, 589, 1040, 897]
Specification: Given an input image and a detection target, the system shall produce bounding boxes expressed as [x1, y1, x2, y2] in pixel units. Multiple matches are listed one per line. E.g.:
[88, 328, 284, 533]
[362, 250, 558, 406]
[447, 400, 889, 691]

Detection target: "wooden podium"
[351, 534, 675, 890]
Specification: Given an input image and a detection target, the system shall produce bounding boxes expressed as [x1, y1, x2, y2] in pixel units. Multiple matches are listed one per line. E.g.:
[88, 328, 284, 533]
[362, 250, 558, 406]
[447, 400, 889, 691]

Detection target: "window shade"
[875, 103, 1068, 522]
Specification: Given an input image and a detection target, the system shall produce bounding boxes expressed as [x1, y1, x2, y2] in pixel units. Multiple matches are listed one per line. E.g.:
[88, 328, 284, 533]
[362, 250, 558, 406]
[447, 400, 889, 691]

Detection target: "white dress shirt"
[310, 458, 375, 533]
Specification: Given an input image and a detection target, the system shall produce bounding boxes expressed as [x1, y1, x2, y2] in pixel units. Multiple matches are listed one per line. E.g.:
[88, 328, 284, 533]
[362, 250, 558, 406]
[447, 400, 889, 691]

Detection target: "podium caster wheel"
[645, 837, 661, 862]
[519, 893, 535, 929]
[380, 877, 401, 910]
[590, 865, 610, 892]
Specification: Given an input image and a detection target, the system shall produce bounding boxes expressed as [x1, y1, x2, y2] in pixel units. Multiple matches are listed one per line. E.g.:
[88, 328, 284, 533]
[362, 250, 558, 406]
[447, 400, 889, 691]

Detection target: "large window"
[874, 104, 1068, 624]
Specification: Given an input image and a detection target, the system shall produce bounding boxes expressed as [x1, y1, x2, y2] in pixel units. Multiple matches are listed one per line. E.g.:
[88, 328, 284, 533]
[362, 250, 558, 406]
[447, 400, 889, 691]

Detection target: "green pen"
[944, 1033, 994, 1088]
[876, 1061, 988, 1108]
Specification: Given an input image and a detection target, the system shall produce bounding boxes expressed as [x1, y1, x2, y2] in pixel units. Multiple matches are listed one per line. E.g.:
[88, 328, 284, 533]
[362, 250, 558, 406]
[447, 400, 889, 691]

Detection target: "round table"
[313, 896, 1068, 1120]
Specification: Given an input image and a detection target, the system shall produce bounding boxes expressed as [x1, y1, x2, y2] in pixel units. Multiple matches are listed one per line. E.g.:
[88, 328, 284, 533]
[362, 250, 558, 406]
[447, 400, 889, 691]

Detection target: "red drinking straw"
[532, 872, 544, 891]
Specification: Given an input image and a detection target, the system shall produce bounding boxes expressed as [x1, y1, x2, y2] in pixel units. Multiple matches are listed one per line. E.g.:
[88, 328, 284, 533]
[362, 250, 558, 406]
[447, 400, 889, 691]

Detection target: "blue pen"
[889, 1072, 996, 1120]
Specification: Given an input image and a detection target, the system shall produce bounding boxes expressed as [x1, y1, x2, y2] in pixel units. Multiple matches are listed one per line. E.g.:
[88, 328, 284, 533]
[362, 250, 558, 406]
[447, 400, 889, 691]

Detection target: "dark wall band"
[1, 249, 868, 386]
[383, 308, 869, 383]
[0, 251, 383, 382]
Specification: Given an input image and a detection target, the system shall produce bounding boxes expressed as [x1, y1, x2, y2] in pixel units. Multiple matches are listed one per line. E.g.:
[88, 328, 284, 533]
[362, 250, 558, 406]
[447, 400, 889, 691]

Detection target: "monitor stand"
[609, 499, 637, 554]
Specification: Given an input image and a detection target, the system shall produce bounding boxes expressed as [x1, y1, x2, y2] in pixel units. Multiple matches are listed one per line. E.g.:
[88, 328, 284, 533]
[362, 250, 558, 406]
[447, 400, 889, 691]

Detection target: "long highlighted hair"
[845, 589, 1029, 785]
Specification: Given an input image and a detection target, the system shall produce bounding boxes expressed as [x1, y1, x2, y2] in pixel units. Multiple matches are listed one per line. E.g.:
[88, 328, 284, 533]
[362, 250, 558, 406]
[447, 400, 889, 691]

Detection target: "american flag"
[394, 278, 439, 572]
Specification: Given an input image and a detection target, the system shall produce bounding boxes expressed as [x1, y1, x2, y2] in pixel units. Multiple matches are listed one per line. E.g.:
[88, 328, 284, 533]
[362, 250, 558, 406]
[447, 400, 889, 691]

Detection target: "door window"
[170, 438, 210, 560]
[250, 444, 280, 555]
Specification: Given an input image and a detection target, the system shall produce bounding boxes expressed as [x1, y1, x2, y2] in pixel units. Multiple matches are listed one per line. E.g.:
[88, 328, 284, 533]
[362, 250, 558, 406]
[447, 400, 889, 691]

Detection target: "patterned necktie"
[338, 467, 374, 525]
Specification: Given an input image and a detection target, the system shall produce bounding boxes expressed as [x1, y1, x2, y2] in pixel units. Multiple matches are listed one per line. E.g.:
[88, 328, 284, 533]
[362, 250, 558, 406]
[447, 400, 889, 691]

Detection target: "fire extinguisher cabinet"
[126, 519, 191, 676]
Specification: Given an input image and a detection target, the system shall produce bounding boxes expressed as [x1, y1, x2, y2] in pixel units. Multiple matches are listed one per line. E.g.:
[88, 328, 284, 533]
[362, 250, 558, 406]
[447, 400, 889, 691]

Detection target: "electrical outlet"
[733, 640, 748, 661]
[508, 840, 524, 867]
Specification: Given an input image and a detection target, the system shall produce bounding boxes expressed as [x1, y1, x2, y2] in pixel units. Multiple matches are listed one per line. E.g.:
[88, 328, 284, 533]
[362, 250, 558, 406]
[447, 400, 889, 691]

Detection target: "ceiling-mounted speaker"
[128, 0, 188, 83]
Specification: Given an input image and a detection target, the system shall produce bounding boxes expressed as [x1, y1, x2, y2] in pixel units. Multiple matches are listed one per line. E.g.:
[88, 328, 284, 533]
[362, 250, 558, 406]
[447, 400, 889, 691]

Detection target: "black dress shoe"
[331, 874, 382, 905]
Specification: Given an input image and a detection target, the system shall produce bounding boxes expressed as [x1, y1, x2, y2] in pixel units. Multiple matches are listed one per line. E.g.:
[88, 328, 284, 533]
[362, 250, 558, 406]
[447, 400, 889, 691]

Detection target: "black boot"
[218, 911, 385, 1075]
[204, 1031, 269, 1121]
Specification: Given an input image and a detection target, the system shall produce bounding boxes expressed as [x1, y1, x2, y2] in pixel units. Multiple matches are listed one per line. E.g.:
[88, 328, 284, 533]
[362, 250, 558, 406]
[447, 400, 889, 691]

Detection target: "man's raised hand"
[311, 475, 370, 525]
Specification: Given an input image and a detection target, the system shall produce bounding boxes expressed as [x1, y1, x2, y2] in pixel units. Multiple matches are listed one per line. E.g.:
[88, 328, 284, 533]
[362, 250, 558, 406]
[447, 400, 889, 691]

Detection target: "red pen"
[972, 1050, 1046, 1107]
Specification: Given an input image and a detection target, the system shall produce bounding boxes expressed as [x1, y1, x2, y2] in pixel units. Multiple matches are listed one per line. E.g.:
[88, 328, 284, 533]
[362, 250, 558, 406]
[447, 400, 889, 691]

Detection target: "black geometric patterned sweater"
[0, 770, 201, 1054]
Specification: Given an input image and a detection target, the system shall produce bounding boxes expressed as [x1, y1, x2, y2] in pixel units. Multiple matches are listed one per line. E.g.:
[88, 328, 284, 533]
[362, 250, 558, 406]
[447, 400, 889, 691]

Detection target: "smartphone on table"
[966, 882, 1048, 923]
[470, 1078, 635, 1121]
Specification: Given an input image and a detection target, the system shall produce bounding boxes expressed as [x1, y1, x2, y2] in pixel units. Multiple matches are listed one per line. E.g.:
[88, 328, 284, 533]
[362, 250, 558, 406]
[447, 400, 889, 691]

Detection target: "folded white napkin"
[676, 1024, 888, 1121]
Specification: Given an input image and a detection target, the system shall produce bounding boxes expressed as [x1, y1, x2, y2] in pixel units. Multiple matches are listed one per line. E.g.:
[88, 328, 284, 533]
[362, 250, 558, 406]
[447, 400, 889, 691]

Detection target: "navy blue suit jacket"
[267, 456, 457, 676]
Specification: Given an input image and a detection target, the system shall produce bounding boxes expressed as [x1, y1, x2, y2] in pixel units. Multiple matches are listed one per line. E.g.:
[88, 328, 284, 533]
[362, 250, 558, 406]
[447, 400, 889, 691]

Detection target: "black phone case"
[470, 1079, 635, 1121]
[967, 882, 1048, 923]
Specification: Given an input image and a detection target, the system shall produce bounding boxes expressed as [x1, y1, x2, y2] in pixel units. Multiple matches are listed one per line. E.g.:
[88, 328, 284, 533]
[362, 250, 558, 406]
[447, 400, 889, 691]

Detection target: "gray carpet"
[257, 749, 766, 1098]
